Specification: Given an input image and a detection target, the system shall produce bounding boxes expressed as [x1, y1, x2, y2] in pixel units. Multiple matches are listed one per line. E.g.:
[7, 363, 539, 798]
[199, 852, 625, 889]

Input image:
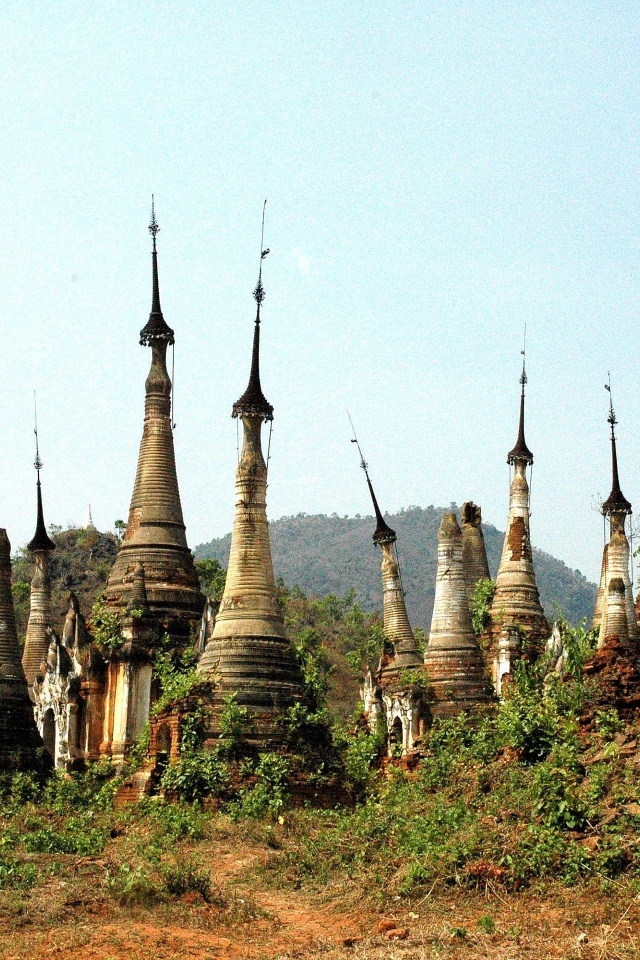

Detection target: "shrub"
[232, 753, 290, 820]
[160, 750, 229, 804]
[0, 856, 37, 890]
[163, 860, 212, 901]
[106, 863, 164, 905]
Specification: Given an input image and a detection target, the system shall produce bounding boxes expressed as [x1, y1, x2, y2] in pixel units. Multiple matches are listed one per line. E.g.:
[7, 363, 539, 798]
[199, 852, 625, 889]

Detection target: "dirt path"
[2, 839, 640, 960]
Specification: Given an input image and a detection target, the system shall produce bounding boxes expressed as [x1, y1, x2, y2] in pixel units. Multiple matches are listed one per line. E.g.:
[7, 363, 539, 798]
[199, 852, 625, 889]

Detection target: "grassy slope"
[195, 506, 597, 630]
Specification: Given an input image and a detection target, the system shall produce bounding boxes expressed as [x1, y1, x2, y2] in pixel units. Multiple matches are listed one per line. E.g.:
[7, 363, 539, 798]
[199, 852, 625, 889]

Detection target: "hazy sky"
[1, 2, 638, 588]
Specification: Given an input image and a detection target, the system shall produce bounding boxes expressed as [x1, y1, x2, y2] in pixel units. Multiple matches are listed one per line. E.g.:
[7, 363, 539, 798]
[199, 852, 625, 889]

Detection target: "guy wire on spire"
[253, 198, 270, 309]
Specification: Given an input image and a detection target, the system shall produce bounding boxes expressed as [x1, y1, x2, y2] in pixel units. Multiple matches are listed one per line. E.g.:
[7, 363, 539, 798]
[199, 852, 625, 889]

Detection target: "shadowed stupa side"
[0, 529, 48, 770]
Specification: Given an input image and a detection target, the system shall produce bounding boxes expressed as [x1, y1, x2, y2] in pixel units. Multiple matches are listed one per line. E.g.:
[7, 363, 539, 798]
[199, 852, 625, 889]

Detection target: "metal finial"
[605, 373, 617, 433]
[348, 411, 368, 473]
[253, 198, 269, 308]
[33, 391, 42, 473]
[520, 323, 527, 388]
[348, 411, 396, 545]
[148, 194, 160, 247]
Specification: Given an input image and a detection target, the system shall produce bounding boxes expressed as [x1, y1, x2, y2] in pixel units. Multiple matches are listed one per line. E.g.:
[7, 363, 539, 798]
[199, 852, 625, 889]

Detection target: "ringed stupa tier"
[488, 356, 548, 660]
[424, 513, 492, 716]
[22, 432, 56, 686]
[593, 384, 637, 649]
[0, 529, 46, 769]
[104, 201, 203, 638]
[354, 438, 422, 682]
[460, 501, 491, 606]
[198, 207, 307, 727]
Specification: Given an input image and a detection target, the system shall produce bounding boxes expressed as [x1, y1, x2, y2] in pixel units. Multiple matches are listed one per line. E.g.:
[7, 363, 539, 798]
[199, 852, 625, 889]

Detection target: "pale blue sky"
[1, 1, 638, 587]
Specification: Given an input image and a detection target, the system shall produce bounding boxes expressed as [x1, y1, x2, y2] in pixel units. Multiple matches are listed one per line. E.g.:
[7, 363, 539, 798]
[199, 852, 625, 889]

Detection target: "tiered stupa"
[104, 201, 203, 640]
[0, 529, 47, 770]
[460, 501, 491, 605]
[198, 207, 307, 736]
[487, 355, 548, 682]
[353, 437, 424, 753]
[593, 384, 637, 650]
[22, 432, 56, 687]
[424, 513, 492, 717]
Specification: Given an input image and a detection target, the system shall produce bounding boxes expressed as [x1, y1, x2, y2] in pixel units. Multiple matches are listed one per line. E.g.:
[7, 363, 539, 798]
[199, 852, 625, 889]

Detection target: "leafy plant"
[470, 578, 495, 635]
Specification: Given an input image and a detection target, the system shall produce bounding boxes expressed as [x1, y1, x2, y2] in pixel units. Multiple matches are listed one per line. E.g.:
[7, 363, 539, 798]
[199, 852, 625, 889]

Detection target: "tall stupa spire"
[349, 420, 421, 676]
[233, 199, 273, 422]
[593, 379, 636, 649]
[104, 199, 203, 638]
[23, 402, 56, 686]
[487, 346, 548, 679]
[507, 338, 533, 466]
[198, 204, 307, 736]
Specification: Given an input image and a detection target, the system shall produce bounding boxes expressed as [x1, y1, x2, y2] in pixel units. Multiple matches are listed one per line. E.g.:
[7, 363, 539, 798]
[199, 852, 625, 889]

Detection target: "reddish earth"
[1, 836, 639, 959]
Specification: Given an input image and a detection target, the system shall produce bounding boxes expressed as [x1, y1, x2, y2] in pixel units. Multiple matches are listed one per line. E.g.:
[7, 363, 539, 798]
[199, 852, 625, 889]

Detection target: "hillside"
[195, 505, 597, 629]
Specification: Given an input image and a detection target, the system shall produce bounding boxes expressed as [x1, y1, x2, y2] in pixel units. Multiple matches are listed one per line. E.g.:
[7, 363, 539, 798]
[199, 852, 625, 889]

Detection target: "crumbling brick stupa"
[424, 512, 493, 717]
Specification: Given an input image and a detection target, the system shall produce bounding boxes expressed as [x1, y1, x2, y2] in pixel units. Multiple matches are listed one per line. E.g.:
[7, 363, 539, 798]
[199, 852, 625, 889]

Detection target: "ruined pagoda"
[593, 382, 637, 650]
[198, 204, 307, 736]
[460, 501, 491, 606]
[0, 529, 47, 770]
[352, 431, 424, 753]
[22, 423, 56, 687]
[487, 351, 548, 679]
[424, 513, 492, 717]
[104, 201, 203, 640]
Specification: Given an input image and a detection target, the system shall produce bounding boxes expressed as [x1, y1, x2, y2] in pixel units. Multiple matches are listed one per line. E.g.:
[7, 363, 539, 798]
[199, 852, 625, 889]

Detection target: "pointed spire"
[348, 414, 396, 544]
[507, 338, 534, 466]
[27, 403, 55, 553]
[139, 196, 175, 346]
[602, 377, 631, 517]
[233, 200, 273, 421]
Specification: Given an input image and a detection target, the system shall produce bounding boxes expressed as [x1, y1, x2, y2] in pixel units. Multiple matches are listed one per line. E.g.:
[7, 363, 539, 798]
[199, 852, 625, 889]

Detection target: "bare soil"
[1, 830, 639, 960]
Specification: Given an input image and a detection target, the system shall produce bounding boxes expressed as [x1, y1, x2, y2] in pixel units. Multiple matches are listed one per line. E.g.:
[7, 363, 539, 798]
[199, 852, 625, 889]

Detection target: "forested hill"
[195, 506, 597, 630]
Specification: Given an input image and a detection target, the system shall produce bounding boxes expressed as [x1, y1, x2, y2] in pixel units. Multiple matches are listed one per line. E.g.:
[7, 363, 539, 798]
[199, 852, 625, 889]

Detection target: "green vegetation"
[470, 577, 495, 635]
